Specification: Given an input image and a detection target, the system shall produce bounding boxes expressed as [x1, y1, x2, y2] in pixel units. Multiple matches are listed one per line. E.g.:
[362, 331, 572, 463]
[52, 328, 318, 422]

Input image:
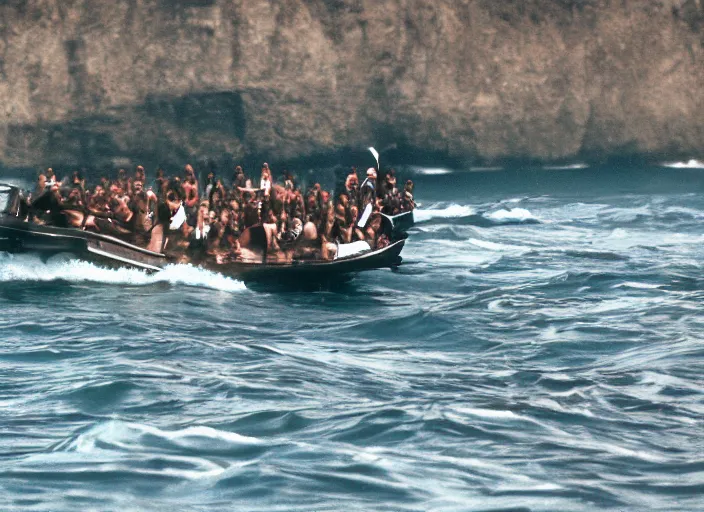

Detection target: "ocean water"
[1, 165, 703, 511]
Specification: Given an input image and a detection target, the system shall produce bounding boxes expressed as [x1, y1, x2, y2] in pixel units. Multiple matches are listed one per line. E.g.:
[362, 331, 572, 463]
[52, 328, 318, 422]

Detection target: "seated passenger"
[345, 167, 359, 201]
[320, 199, 336, 242]
[59, 185, 88, 228]
[242, 193, 260, 228]
[335, 196, 353, 243]
[321, 238, 337, 261]
[364, 214, 383, 248]
[130, 180, 156, 246]
[302, 220, 318, 242]
[86, 185, 109, 218]
[347, 205, 365, 242]
[280, 217, 303, 243]
[262, 209, 281, 256]
[191, 200, 210, 245]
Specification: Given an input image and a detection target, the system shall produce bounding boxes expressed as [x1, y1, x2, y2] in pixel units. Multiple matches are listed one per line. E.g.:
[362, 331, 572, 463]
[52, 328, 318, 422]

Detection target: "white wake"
[0, 253, 246, 292]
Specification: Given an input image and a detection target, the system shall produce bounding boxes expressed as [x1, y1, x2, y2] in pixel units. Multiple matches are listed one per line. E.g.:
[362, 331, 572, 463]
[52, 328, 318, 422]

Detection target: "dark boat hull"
[0, 216, 167, 271]
[384, 210, 415, 235]
[0, 215, 405, 281]
[204, 240, 405, 281]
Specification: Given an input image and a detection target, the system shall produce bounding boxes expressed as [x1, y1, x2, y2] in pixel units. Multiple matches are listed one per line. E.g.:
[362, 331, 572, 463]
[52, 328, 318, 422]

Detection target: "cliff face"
[0, 0, 703, 170]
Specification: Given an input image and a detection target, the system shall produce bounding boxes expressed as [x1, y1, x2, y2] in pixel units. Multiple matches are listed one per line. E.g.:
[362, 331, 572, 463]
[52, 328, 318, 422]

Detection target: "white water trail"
[0, 253, 246, 292]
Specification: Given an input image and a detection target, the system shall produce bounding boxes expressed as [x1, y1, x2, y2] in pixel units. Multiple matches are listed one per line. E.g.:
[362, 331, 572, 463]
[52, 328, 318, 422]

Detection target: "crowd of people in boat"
[26, 163, 415, 263]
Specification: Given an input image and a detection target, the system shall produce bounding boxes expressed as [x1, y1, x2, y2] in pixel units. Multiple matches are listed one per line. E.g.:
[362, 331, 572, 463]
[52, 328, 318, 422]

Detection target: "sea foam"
[414, 204, 476, 222]
[662, 159, 704, 169]
[485, 207, 537, 223]
[0, 253, 246, 292]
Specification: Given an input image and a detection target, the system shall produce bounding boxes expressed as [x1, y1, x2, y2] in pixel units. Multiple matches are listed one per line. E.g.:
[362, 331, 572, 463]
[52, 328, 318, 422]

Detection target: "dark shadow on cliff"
[5, 90, 247, 172]
[3, 88, 702, 177]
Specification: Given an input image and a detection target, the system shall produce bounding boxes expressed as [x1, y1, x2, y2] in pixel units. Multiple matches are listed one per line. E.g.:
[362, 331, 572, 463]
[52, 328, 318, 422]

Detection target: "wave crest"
[415, 204, 539, 226]
[414, 204, 476, 223]
[56, 420, 263, 455]
[662, 159, 704, 169]
[484, 207, 537, 224]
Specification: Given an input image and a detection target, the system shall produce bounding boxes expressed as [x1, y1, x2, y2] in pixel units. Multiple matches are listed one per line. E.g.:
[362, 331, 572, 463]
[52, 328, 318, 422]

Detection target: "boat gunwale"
[0, 216, 168, 259]
[229, 239, 406, 269]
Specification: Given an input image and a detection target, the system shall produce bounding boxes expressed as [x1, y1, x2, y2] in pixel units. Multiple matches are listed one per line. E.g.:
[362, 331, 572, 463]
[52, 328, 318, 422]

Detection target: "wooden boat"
[0, 184, 405, 282]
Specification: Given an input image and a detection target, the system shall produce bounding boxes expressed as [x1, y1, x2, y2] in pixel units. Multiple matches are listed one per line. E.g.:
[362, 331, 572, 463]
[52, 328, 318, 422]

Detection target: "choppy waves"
[414, 204, 476, 222]
[415, 203, 539, 226]
[1, 168, 704, 511]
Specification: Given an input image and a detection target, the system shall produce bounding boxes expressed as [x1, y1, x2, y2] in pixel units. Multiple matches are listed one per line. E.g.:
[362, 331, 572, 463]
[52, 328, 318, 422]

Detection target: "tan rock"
[0, 0, 702, 168]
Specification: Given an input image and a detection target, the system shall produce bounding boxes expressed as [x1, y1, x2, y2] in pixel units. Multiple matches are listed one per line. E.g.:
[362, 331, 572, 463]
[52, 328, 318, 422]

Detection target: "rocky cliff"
[0, 0, 703, 170]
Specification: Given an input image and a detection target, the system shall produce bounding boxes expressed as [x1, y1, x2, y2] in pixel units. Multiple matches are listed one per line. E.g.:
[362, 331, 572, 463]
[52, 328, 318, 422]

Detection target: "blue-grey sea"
[1, 163, 703, 511]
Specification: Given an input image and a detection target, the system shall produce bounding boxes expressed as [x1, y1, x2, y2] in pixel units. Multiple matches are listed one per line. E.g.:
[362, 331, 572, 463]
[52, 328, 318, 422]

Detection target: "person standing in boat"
[345, 168, 359, 206]
[260, 163, 272, 198]
[204, 170, 216, 199]
[208, 177, 226, 210]
[402, 179, 415, 211]
[129, 165, 146, 195]
[233, 166, 247, 189]
[282, 170, 296, 191]
[32, 174, 47, 201]
[242, 191, 260, 228]
[153, 168, 168, 199]
[356, 168, 377, 227]
[378, 169, 396, 200]
[360, 168, 376, 205]
[183, 164, 199, 227]
[45, 168, 57, 188]
[116, 169, 129, 193]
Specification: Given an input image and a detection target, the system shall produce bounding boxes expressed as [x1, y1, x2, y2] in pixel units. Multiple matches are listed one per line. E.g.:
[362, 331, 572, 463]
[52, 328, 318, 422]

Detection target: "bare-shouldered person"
[182, 164, 199, 226]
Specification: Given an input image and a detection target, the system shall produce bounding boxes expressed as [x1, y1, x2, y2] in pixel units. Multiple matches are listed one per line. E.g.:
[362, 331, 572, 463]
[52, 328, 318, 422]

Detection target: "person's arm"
[185, 187, 199, 208]
[195, 207, 205, 239]
[146, 190, 157, 208]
